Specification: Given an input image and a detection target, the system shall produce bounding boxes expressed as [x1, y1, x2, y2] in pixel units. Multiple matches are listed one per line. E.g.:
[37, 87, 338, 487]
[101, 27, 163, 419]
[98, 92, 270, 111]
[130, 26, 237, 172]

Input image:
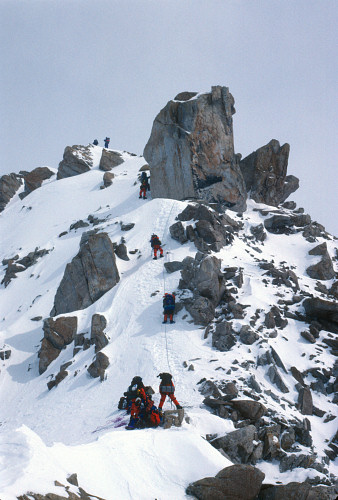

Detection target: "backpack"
[151, 235, 161, 247]
[158, 372, 173, 384]
[163, 294, 174, 306]
[118, 396, 127, 410]
[149, 409, 161, 427]
[141, 172, 148, 181]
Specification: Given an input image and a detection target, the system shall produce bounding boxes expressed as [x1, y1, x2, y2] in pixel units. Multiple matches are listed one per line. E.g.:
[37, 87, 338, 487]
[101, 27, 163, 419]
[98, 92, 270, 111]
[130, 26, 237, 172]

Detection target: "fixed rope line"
[160, 201, 176, 374]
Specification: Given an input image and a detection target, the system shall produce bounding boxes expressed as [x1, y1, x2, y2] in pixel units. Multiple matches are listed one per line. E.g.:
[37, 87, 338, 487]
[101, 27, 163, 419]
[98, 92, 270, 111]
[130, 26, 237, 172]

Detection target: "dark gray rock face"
[51, 232, 120, 316]
[57, 145, 93, 179]
[186, 464, 265, 500]
[179, 253, 226, 325]
[90, 314, 109, 352]
[258, 482, 334, 500]
[264, 213, 311, 234]
[230, 400, 266, 421]
[144, 86, 247, 211]
[99, 149, 123, 171]
[297, 386, 313, 415]
[39, 317, 77, 374]
[303, 297, 338, 334]
[239, 325, 258, 345]
[19, 167, 54, 199]
[306, 242, 335, 281]
[239, 139, 298, 206]
[0, 173, 22, 212]
[212, 321, 237, 351]
[175, 203, 236, 252]
[212, 425, 257, 464]
[87, 352, 109, 380]
[164, 261, 183, 273]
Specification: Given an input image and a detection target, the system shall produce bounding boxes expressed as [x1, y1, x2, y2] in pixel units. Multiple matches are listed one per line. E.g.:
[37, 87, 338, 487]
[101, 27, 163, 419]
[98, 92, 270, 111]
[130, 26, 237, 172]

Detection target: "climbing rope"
[159, 201, 176, 374]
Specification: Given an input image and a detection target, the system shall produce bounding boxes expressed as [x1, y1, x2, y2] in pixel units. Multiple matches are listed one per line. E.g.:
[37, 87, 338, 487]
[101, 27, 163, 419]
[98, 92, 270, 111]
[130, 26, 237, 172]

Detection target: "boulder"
[185, 295, 216, 326]
[297, 386, 313, 415]
[212, 321, 237, 351]
[279, 453, 319, 473]
[169, 221, 188, 244]
[267, 365, 289, 393]
[103, 171, 114, 187]
[0, 173, 22, 212]
[57, 145, 93, 179]
[303, 297, 338, 334]
[87, 352, 109, 380]
[230, 400, 266, 421]
[250, 223, 267, 242]
[144, 86, 247, 211]
[0, 349, 11, 360]
[186, 464, 265, 500]
[239, 325, 258, 345]
[258, 482, 335, 500]
[239, 139, 298, 206]
[115, 242, 129, 261]
[39, 316, 77, 374]
[19, 167, 54, 199]
[164, 261, 183, 273]
[51, 232, 120, 316]
[306, 242, 335, 281]
[99, 149, 123, 171]
[90, 314, 109, 352]
[212, 425, 257, 464]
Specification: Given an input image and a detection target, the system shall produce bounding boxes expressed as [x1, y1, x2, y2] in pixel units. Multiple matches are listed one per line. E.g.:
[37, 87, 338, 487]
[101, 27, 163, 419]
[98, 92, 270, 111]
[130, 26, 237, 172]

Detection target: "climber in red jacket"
[158, 372, 182, 410]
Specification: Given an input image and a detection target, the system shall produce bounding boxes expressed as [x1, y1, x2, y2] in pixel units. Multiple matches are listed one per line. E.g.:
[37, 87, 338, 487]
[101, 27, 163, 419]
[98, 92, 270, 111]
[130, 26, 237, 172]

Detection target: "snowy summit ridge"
[0, 88, 337, 499]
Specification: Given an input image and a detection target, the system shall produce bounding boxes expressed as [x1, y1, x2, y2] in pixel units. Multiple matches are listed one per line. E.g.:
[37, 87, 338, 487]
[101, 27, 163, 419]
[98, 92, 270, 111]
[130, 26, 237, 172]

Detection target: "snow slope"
[0, 145, 337, 499]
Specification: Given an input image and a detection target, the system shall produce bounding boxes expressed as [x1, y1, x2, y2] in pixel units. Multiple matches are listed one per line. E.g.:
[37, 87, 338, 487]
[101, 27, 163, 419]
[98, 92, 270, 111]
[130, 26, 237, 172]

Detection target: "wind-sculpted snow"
[0, 146, 337, 499]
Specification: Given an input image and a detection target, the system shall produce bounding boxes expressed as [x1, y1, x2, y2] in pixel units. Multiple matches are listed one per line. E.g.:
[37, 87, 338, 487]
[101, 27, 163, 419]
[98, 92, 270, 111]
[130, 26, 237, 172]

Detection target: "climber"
[103, 137, 110, 148]
[158, 372, 182, 411]
[140, 171, 150, 191]
[139, 177, 148, 199]
[93, 139, 99, 146]
[163, 292, 175, 324]
[150, 234, 163, 260]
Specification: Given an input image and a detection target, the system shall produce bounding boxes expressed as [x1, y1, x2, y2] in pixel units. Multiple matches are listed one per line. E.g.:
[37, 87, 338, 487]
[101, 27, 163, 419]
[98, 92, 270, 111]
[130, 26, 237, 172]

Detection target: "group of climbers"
[119, 374, 182, 430]
[92, 138, 110, 148]
[117, 171, 179, 429]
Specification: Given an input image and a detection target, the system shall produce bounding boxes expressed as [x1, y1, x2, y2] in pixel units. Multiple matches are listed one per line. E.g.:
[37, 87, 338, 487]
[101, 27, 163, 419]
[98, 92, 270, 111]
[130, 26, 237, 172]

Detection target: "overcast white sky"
[1, 0, 337, 234]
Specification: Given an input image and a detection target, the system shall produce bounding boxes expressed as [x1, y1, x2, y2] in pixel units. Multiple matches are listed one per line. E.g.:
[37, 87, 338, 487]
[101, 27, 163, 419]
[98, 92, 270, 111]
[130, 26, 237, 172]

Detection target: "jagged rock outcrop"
[1, 248, 51, 287]
[51, 232, 120, 316]
[144, 86, 247, 211]
[212, 321, 237, 351]
[99, 149, 123, 171]
[90, 314, 109, 352]
[258, 482, 336, 499]
[102, 171, 114, 187]
[87, 351, 109, 380]
[179, 252, 226, 325]
[57, 145, 93, 179]
[240, 139, 299, 206]
[19, 167, 54, 199]
[39, 317, 77, 374]
[303, 297, 338, 334]
[212, 425, 258, 464]
[186, 464, 265, 500]
[306, 242, 335, 280]
[0, 172, 22, 212]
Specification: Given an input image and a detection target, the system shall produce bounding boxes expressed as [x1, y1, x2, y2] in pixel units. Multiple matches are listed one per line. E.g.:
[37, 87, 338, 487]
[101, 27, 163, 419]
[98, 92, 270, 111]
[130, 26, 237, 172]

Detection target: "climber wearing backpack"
[125, 376, 148, 429]
[140, 171, 150, 191]
[150, 234, 163, 260]
[103, 137, 110, 148]
[163, 292, 175, 323]
[158, 372, 182, 411]
[139, 178, 148, 199]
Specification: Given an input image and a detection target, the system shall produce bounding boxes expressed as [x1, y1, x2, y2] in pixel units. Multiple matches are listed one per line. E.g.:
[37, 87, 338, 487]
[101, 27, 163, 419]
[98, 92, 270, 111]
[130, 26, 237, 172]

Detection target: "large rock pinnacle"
[143, 86, 247, 211]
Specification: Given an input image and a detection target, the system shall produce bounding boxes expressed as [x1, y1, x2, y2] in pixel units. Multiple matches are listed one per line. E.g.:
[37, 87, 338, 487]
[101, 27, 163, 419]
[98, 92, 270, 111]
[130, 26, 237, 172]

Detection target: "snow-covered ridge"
[0, 148, 337, 499]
